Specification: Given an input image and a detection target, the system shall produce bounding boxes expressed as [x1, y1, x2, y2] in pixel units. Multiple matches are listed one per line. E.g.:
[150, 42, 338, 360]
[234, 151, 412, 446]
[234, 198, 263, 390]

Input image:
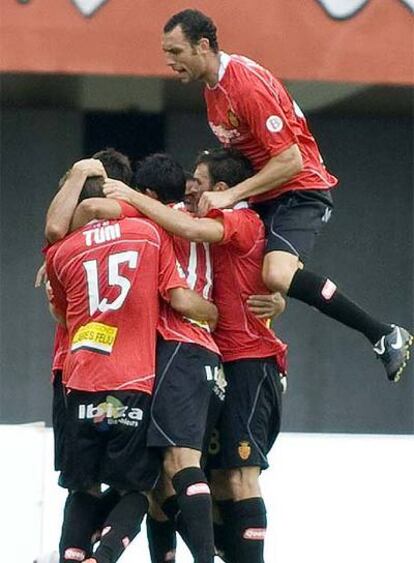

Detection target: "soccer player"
[104, 147, 288, 563]
[45, 153, 222, 563]
[46, 171, 218, 563]
[161, 9, 412, 383]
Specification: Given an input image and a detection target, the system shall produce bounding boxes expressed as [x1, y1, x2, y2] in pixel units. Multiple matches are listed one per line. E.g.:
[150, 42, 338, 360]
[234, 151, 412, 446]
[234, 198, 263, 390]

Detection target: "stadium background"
[0, 1, 413, 560]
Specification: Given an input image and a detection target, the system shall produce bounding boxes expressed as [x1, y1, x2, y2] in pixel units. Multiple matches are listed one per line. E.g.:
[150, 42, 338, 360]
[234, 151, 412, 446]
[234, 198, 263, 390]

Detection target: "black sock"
[214, 500, 236, 563]
[146, 515, 177, 563]
[231, 498, 267, 563]
[93, 491, 148, 563]
[59, 491, 101, 562]
[161, 495, 191, 552]
[287, 269, 392, 344]
[172, 467, 215, 563]
[92, 488, 122, 542]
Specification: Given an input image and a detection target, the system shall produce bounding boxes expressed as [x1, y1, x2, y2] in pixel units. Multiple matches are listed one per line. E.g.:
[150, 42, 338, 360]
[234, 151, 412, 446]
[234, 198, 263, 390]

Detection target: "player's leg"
[209, 357, 283, 563]
[90, 390, 159, 563]
[256, 190, 412, 382]
[147, 338, 219, 563]
[163, 446, 214, 563]
[212, 467, 267, 563]
[146, 481, 177, 562]
[58, 389, 111, 562]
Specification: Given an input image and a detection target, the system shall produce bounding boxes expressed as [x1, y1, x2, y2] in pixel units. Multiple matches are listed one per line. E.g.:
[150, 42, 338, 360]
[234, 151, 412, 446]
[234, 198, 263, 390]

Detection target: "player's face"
[191, 163, 214, 206]
[162, 26, 206, 83]
[184, 177, 199, 212]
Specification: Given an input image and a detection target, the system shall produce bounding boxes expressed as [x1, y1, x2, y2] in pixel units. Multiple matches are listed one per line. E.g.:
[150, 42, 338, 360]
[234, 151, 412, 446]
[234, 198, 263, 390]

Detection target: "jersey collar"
[233, 201, 249, 210]
[218, 51, 231, 82]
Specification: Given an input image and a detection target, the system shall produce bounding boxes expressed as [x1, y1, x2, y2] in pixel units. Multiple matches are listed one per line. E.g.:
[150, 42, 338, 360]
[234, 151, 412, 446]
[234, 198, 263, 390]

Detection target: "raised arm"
[45, 159, 107, 242]
[103, 179, 224, 243]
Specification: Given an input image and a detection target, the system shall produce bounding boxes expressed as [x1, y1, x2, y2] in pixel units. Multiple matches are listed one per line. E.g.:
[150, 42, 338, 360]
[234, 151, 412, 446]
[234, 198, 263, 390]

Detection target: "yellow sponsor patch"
[183, 316, 211, 332]
[71, 321, 118, 355]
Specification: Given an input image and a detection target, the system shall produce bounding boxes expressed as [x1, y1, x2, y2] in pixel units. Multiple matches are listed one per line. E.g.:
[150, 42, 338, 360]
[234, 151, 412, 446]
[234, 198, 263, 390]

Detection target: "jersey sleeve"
[45, 244, 67, 316]
[236, 79, 297, 158]
[157, 227, 189, 301]
[207, 208, 257, 254]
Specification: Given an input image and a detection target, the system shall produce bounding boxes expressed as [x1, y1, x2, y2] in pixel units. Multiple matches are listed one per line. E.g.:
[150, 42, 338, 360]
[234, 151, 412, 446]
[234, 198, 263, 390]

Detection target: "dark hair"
[195, 147, 254, 187]
[78, 177, 105, 203]
[134, 153, 186, 204]
[92, 148, 132, 185]
[164, 9, 219, 53]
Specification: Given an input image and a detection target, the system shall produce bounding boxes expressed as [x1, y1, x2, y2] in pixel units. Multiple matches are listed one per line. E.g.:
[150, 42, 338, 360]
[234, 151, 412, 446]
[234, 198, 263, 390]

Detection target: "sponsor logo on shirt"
[238, 440, 252, 460]
[78, 395, 144, 428]
[209, 121, 241, 144]
[71, 321, 118, 355]
[266, 115, 284, 133]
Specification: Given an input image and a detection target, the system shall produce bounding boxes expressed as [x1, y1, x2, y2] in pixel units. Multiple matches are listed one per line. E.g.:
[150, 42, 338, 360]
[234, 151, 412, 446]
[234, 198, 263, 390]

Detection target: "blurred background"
[1, 1, 413, 561]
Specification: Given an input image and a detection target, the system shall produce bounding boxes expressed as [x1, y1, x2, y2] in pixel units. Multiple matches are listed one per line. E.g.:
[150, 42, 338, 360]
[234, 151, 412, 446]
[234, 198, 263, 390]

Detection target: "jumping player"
[161, 9, 412, 383]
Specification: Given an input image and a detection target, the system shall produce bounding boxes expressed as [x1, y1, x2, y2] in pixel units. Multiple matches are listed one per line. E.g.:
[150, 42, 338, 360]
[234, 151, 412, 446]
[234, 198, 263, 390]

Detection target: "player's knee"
[226, 467, 260, 499]
[210, 469, 232, 499]
[163, 447, 201, 478]
[262, 258, 299, 293]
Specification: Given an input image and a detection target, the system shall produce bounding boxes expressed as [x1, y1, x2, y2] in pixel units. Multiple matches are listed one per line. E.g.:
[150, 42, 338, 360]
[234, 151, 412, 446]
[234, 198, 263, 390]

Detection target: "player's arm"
[45, 251, 67, 326]
[246, 292, 286, 320]
[45, 159, 107, 242]
[103, 179, 224, 243]
[169, 287, 218, 331]
[198, 145, 302, 214]
[70, 198, 123, 231]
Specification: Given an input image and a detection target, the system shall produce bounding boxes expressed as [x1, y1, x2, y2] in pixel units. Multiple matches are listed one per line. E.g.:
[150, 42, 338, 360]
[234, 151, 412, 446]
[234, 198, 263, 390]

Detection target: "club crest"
[238, 441, 251, 460]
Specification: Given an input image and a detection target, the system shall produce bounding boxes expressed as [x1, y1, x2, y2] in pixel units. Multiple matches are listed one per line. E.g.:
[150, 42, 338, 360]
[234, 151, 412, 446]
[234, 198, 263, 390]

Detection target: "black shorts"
[52, 370, 66, 471]
[147, 337, 221, 451]
[60, 390, 160, 492]
[252, 189, 334, 263]
[206, 357, 283, 471]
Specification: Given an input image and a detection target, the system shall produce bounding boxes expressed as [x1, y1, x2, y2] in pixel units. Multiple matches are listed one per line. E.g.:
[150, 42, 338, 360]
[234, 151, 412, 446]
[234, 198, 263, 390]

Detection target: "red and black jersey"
[205, 53, 338, 204]
[118, 201, 220, 356]
[208, 204, 287, 371]
[46, 217, 188, 394]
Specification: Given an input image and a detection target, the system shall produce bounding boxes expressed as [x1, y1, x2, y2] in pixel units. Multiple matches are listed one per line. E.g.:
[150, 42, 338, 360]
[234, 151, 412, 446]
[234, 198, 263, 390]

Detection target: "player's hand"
[34, 262, 47, 287]
[45, 280, 54, 302]
[246, 292, 286, 319]
[72, 158, 107, 178]
[103, 179, 136, 203]
[197, 190, 235, 216]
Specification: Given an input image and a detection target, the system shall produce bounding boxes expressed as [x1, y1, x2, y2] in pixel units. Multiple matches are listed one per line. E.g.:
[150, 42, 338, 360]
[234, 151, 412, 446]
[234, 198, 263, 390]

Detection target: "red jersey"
[46, 217, 188, 394]
[209, 204, 287, 370]
[51, 324, 68, 377]
[118, 201, 220, 356]
[204, 53, 338, 203]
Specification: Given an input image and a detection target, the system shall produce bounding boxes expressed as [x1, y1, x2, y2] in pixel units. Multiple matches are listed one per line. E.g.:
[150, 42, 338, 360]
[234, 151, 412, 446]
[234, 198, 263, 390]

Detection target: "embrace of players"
[38, 8, 412, 563]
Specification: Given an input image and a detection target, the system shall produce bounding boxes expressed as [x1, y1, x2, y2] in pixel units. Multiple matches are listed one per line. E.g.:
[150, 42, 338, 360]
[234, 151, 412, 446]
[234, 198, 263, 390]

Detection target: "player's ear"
[213, 181, 229, 192]
[145, 188, 159, 201]
[198, 37, 210, 54]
